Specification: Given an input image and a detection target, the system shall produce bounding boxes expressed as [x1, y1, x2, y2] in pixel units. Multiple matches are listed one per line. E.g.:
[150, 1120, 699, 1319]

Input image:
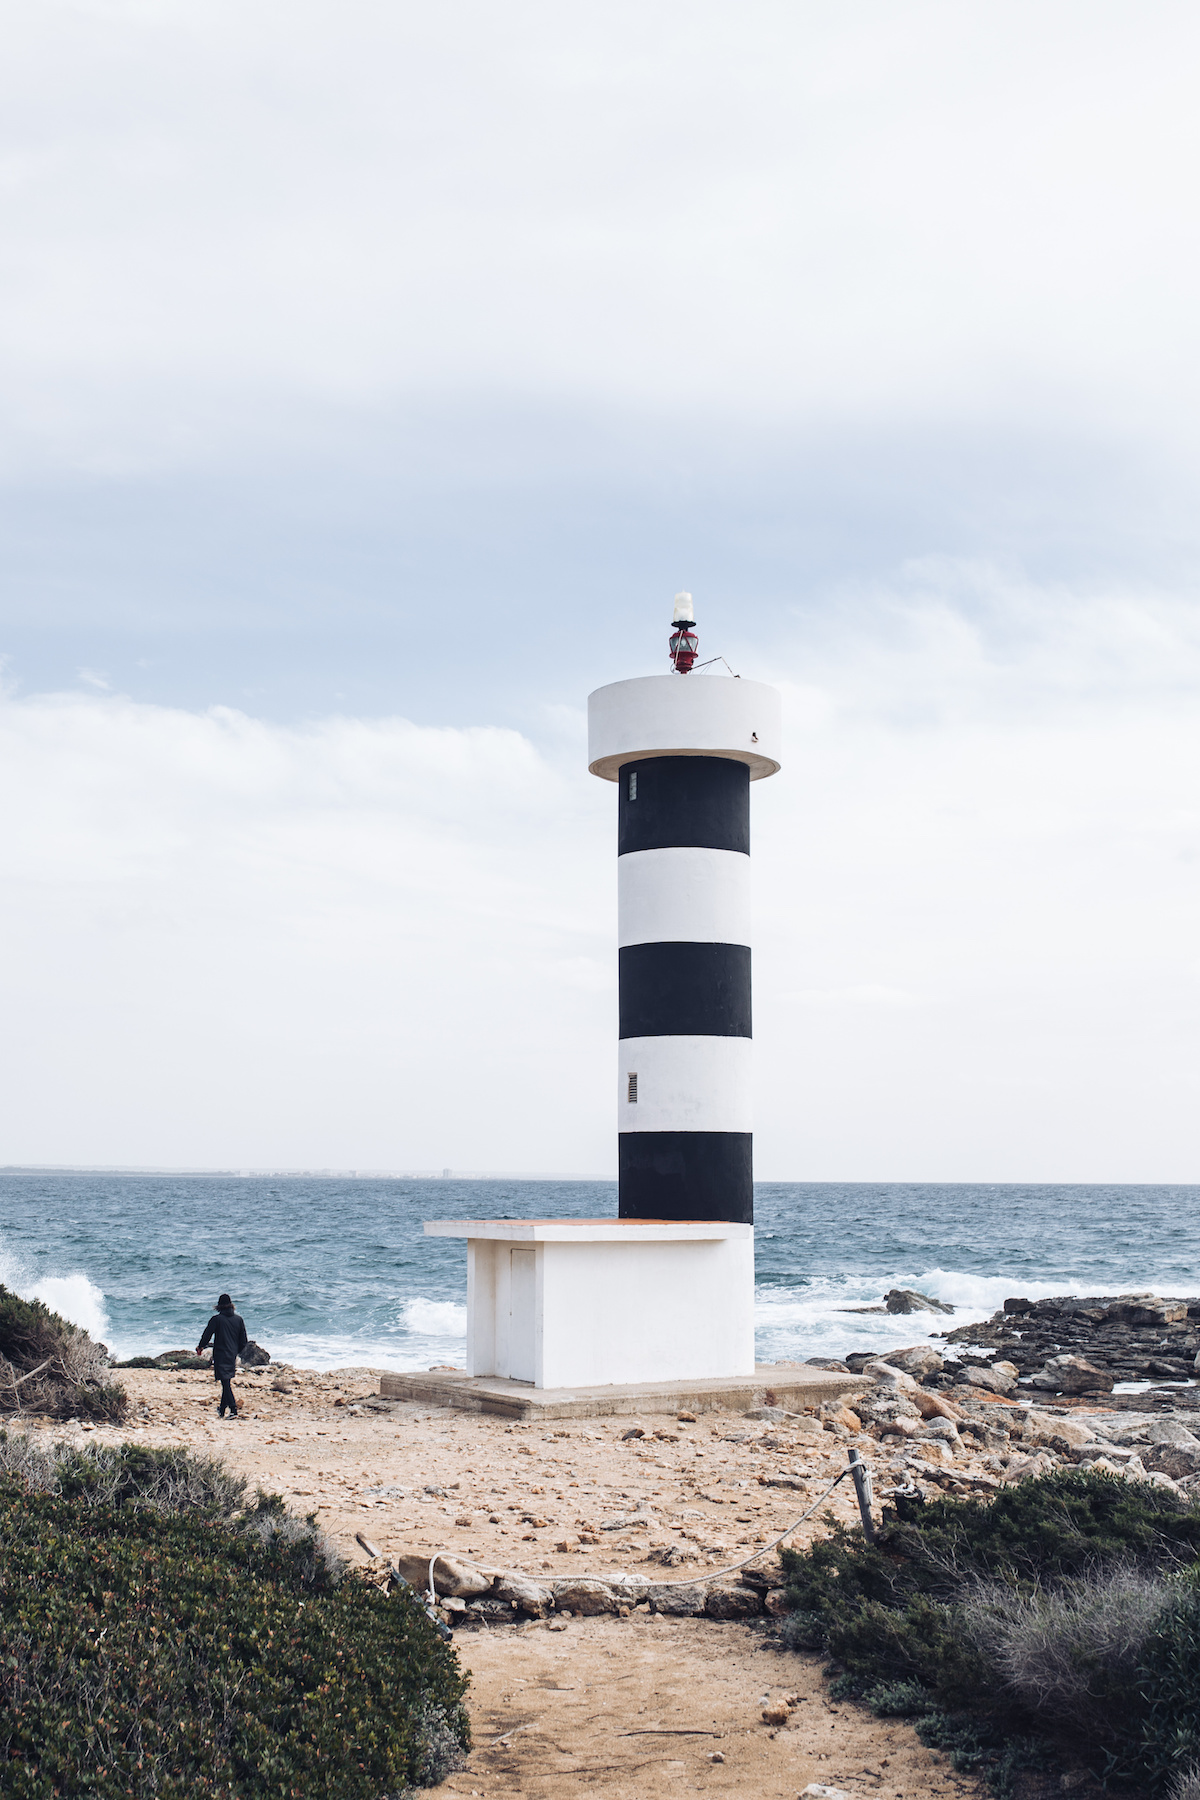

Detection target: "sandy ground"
[35, 1362, 989, 1798]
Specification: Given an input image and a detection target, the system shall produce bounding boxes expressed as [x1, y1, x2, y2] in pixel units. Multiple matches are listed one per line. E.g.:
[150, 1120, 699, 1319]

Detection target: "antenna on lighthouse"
[669, 592, 698, 672]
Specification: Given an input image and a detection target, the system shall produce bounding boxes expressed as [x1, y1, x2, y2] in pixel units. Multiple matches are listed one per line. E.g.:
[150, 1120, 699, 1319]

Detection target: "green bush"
[0, 1284, 126, 1421]
[0, 1469, 470, 1797]
[1137, 1579, 1200, 1794]
[778, 1469, 1200, 1796]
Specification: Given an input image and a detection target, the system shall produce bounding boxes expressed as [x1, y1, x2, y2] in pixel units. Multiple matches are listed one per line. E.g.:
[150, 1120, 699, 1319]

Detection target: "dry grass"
[960, 1565, 1172, 1738]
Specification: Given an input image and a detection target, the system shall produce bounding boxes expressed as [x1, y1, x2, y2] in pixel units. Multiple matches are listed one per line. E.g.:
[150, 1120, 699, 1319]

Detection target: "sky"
[0, 0, 1198, 1179]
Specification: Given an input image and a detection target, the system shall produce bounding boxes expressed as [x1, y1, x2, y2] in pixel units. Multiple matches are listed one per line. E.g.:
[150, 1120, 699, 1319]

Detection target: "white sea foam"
[751, 1267, 1081, 1364]
[0, 1244, 112, 1343]
[401, 1297, 467, 1338]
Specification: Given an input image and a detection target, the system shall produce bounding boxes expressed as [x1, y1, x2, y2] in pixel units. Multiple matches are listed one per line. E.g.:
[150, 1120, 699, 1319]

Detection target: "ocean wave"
[400, 1297, 467, 1338]
[750, 1267, 1081, 1364]
[0, 1244, 112, 1344]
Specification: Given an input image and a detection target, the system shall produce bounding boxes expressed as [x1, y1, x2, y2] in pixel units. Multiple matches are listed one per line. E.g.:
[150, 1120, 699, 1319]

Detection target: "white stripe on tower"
[618, 1035, 753, 1134]
[618, 846, 751, 950]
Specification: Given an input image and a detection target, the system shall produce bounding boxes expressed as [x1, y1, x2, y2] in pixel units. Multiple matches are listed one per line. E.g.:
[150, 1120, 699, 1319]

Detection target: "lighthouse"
[415, 596, 787, 1396]
[587, 594, 782, 1225]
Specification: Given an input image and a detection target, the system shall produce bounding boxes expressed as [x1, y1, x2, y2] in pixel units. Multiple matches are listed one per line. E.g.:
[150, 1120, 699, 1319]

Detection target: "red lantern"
[669, 625, 699, 672]
[669, 591, 698, 672]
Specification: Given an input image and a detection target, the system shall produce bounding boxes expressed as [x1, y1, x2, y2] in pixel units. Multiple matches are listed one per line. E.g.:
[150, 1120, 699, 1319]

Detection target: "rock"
[882, 1345, 944, 1378]
[1077, 1443, 1141, 1466]
[764, 1587, 791, 1616]
[551, 1579, 620, 1616]
[910, 1440, 956, 1467]
[1001, 1452, 1056, 1483]
[1003, 1297, 1035, 1314]
[956, 1364, 1017, 1395]
[393, 1552, 494, 1599]
[649, 1583, 709, 1616]
[864, 1359, 918, 1392]
[761, 1702, 790, 1725]
[746, 1406, 791, 1420]
[1025, 1413, 1095, 1451]
[495, 1574, 553, 1616]
[877, 1416, 922, 1439]
[885, 1288, 954, 1315]
[802, 1786, 852, 1798]
[1031, 1355, 1114, 1395]
[919, 1417, 961, 1446]
[240, 1340, 271, 1367]
[271, 1375, 294, 1393]
[1142, 1442, 1200, 1480]
[1144, 1419, 1200, 1446]
[463, 1597, 520, 1623]
[804, 1357, 851, 1372]
[706, 1585, 763, 1619]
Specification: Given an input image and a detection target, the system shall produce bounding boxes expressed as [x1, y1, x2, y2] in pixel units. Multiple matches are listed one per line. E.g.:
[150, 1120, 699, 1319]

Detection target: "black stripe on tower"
[618, 942, 751, 1038]
[619, 756, 749, 855]
[619, 1132, 753, 1225]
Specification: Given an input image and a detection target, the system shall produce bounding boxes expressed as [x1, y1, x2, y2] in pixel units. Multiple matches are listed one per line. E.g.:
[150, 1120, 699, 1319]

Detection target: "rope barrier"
[417, 1451, 874, 1605]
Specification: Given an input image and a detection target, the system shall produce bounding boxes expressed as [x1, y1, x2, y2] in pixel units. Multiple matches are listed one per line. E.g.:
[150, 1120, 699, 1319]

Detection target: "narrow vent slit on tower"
[627, 1072, 638, 1103]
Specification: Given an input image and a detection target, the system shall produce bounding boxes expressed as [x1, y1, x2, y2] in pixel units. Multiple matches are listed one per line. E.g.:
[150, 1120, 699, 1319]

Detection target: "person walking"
[196, 1293, 248, 1418]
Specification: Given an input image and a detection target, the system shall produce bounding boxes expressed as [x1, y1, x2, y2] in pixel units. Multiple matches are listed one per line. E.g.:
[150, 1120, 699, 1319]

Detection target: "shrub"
[961, 1565, 1172, 1744]
[0, 1284, 126, 1421]
[778, 1469, 1200, 1795]
[0, 1476, 470, 1798]
[1136, 1578, 1200, 1795]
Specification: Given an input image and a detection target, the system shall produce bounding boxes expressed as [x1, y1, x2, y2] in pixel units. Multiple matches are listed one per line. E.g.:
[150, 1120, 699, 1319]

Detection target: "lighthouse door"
[508, 1249, 536, 1383]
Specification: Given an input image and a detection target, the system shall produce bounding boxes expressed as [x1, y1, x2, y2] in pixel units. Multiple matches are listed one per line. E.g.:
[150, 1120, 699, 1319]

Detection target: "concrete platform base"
[377, 1363, 867, 1420]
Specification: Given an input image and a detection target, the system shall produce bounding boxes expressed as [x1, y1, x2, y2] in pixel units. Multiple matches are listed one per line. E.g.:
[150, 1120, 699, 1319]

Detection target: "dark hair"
[217, 1293, 233, 1309]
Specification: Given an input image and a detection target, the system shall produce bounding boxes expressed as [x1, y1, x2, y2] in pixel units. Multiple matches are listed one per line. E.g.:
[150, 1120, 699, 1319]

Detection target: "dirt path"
[447, 1612, 981, 1798]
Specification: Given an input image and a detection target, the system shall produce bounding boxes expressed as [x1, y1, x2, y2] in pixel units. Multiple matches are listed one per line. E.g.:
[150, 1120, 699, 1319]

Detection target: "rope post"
[847, 1447, 876, 1542]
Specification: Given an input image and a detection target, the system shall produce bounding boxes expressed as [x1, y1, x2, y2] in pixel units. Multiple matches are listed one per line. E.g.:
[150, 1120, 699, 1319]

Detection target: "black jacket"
[198, 1307, 248, 1377]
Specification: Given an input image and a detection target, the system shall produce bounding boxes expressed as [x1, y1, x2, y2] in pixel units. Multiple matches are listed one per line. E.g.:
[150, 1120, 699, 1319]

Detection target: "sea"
[2, 1173, 1199, 1373]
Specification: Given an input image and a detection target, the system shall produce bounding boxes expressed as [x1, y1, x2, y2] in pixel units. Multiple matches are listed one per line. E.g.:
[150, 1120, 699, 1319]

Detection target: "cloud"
[1, 3, 1200, 471]
[1, 566, 1197, 1180]
[752, 565, 1200, 1180]
[0, 690, 615, 1170]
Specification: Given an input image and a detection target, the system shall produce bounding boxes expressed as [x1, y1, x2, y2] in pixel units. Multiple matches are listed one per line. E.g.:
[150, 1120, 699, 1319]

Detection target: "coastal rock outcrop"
[944, 1291, 1200, 1389]
[884, 1289, 955, 1315]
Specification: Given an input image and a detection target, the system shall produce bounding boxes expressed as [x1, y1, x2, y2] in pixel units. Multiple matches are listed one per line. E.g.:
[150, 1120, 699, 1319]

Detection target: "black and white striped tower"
[588, 596, 782, 1224]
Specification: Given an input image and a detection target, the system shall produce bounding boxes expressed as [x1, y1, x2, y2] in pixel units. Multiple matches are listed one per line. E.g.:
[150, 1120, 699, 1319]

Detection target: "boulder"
[1145, 1419, 1200, 1447]
[918, 1418, 961, 1448]
[803, 1357, 851, 1373]
[764, 1587, 791, 1617]
[1023, 1411, 1091, 1448]
[882, 1345, 944, 1378]
[1003, 1297, 1035, 1314]
[705, 1585, 763, 1620]
[393, 1552, 494, 1599]
[884, 1289, 955, 1315]
[956, 1364, 1017, 1395]
[495, 1574, 553, 1616]
[1141, 1442, 1200, 1481]
[863, 1359, 918, 1392]
[1030, 1355, 1113, 1395]
[648, 1583, 709, 1616]
[240, 1340, 271, 1367]
[551, 1578, 620, 1616]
